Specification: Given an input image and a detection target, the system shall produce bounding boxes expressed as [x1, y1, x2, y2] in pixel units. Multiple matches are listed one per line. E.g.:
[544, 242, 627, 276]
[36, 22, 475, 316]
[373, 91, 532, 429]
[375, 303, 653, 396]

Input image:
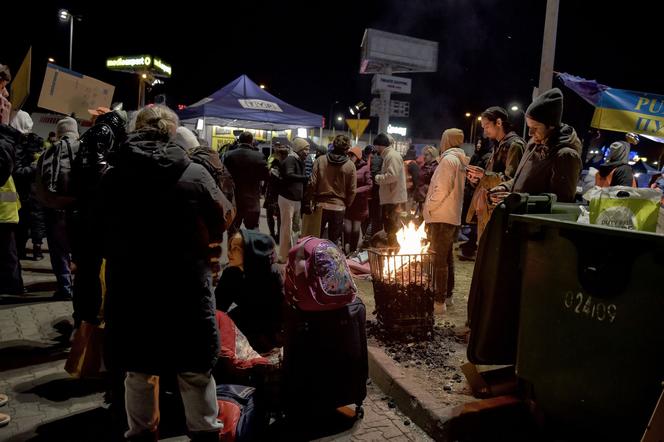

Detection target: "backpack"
[285, 237, 357, 311]
[35, 138, 80, 209]
[217, 384, 266, 442]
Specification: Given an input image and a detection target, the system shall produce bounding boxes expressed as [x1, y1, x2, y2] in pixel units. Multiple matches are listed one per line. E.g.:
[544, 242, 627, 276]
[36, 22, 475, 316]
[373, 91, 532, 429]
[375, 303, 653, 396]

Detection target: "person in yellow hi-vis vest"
[0, 75, 24, 298]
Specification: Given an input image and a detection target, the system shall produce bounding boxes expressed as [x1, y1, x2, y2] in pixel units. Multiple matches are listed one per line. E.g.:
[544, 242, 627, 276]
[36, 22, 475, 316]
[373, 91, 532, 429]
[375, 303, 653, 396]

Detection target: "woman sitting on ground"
[215, 229, 285, 353]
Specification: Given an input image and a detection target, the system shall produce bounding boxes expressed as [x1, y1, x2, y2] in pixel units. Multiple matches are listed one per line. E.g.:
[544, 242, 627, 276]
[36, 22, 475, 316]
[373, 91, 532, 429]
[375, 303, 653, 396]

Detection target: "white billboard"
[371, 74, 412, 95]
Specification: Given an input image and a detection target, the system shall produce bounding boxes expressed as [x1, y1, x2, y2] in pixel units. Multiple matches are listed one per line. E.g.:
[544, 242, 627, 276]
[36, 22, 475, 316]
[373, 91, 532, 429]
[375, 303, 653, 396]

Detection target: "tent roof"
[178, 75, 323, 129]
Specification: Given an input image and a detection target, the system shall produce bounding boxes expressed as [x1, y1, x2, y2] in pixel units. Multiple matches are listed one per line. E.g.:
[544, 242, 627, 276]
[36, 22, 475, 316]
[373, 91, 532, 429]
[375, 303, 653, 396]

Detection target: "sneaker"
[0, 412, 10, 427]
[0, 393, 8, 407]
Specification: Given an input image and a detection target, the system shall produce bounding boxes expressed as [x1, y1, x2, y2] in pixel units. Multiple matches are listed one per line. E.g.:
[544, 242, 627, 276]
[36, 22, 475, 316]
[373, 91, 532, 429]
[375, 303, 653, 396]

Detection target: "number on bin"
[563, 291, 616, 323]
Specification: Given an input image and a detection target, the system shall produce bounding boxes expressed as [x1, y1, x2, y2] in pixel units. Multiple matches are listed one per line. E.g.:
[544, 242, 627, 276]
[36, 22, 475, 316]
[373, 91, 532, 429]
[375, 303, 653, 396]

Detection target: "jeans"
[320, 209, 345, 246]
[278, 195, 301, 261]
[344, 218, 363, 254]
[124, 371, 222, 439]
[229, 205, 260, 237]
[428, 222, 458, 302]
[265, 204, 280, 240]
[44, 209, 72, 297]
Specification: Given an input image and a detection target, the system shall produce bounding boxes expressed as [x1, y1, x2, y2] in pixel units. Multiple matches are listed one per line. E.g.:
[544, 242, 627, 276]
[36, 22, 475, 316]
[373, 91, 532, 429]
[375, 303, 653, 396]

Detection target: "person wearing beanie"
[223, 130, 268, 235]
[278, 137, 309, 261]
[424, 128, 469, 307]
[595, 140, 635, 187]
[374, 132, 407, 246]
[310, 134, 356, 246]
[55, 117, 79, 141]
[215, 229, 284, 353]
[42, 117, 80, 300]
[343, 146, 372, 255]
[490, 88, 582, 204]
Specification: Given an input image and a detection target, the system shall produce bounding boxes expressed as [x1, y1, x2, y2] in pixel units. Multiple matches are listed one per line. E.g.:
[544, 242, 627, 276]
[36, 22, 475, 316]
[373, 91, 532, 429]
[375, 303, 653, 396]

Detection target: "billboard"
[38, 64, 114, 118]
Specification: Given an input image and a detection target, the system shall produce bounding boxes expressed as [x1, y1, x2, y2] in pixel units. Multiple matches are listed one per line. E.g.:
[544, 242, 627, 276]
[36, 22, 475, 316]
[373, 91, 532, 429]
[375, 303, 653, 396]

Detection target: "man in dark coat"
[95, 106, 228, 441]
[222, 131, 268, 234]
[491, 88, 582, 204]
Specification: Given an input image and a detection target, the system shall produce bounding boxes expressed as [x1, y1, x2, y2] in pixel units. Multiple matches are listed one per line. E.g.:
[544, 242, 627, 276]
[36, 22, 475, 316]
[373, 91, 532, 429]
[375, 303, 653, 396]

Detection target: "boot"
[33, 243, 44, 261]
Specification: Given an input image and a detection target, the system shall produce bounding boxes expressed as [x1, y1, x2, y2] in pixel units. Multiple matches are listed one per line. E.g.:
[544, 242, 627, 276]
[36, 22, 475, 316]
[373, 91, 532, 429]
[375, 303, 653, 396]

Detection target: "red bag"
[216, 311, 269, 370]
[285, 236, 357, 311]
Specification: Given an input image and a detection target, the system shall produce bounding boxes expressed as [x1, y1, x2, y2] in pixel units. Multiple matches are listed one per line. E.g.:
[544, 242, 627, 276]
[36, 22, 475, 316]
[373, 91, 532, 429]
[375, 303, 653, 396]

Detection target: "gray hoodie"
[424, 147, 470, 225]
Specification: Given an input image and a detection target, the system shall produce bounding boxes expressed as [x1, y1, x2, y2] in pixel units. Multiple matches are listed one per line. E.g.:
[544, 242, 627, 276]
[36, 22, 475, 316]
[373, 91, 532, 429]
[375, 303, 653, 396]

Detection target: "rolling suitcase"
[283, 297, 368, 418]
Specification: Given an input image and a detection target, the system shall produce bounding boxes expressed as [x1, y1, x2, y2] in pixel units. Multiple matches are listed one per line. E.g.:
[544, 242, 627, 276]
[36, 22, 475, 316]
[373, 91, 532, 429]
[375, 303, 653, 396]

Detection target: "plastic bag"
[583, 186, 662, 232]
[576, 205, 590, 224]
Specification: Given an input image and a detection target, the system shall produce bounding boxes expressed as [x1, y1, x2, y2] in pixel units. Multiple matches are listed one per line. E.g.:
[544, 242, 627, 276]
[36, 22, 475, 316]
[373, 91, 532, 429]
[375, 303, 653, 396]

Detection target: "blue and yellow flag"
[591, 89, 664, 137]
[557, 72, 664, 137]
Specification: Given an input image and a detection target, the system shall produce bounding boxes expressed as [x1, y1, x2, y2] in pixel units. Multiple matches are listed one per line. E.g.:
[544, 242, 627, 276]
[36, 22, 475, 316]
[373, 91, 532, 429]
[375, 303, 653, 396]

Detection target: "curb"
[367, 345, 524, 441]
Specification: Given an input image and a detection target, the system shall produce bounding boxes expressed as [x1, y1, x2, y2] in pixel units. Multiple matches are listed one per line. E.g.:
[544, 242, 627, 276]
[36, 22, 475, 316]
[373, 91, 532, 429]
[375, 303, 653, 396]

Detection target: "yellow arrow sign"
[346, 119, 370, 138]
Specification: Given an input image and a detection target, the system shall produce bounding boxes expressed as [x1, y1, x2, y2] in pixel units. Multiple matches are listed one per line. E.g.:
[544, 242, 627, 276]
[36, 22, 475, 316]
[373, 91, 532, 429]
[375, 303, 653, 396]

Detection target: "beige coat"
[424, 147, 469, 226]
[375, 147, 407, 205]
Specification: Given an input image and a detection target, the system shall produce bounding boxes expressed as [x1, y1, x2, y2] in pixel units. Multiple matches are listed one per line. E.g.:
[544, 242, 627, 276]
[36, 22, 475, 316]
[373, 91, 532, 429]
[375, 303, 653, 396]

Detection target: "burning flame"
[382, 221, 429, 279]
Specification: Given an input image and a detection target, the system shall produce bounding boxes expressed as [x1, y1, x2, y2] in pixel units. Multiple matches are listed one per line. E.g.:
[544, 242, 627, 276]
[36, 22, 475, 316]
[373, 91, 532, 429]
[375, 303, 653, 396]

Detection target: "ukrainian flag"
[591, 89, 664, 137]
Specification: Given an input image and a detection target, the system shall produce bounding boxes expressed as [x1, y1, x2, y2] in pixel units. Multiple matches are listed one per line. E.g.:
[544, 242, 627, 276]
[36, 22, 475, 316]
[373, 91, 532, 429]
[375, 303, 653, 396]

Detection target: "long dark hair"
[481, 106, 514, 133]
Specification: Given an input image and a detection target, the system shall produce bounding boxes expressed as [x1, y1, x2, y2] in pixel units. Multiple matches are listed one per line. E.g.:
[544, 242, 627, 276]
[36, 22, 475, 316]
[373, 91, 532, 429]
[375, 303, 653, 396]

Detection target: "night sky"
[4, 1, 664, 139]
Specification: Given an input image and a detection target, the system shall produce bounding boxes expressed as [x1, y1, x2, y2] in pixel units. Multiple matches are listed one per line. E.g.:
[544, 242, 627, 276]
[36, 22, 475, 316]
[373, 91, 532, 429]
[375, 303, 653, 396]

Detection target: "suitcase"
[217, 384, 266, 442]
[283, 298, 368, 418]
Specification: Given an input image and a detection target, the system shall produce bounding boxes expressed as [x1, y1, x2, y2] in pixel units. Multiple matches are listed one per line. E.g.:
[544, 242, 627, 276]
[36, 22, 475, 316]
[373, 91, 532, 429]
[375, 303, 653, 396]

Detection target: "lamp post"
[349, 102, 367, 145]
[510, 105, 528, 139]
[464, 113, 472, 143]
[59, 9, 80, 70]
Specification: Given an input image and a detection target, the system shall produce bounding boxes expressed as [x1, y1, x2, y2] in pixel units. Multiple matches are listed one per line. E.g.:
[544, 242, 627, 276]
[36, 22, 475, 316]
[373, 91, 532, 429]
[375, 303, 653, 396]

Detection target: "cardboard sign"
[38, 64, 114, 118]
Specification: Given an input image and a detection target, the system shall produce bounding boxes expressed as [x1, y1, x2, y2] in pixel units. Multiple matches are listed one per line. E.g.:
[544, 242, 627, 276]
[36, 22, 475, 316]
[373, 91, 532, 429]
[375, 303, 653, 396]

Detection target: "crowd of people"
[2, 55, 594, 439]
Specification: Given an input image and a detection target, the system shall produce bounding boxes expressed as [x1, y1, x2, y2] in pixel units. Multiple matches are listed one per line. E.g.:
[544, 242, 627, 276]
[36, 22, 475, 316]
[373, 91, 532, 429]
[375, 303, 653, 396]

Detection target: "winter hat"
[373, 133, 391, 147]
[10, 110, 33, 134]
[440, 128, 464, 151]
[292, 137, 310, 153]
[56, 117, 79, 140]
[349, 146, 362, 160]
[526, 88, 564, 128]
[175, 126, 200, 150]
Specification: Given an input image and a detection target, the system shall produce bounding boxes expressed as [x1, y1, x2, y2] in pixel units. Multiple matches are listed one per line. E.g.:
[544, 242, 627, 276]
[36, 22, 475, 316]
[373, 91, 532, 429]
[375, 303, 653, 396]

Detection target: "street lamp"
[48, 58, 55, 63]
[336, 116, 343, 121]
[509, 104, 528, 139]
[59, 9, 80, 70]
[465, 112, 471, 118]
[349, 102, 367, 144]
[259, 84, 266, 89]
